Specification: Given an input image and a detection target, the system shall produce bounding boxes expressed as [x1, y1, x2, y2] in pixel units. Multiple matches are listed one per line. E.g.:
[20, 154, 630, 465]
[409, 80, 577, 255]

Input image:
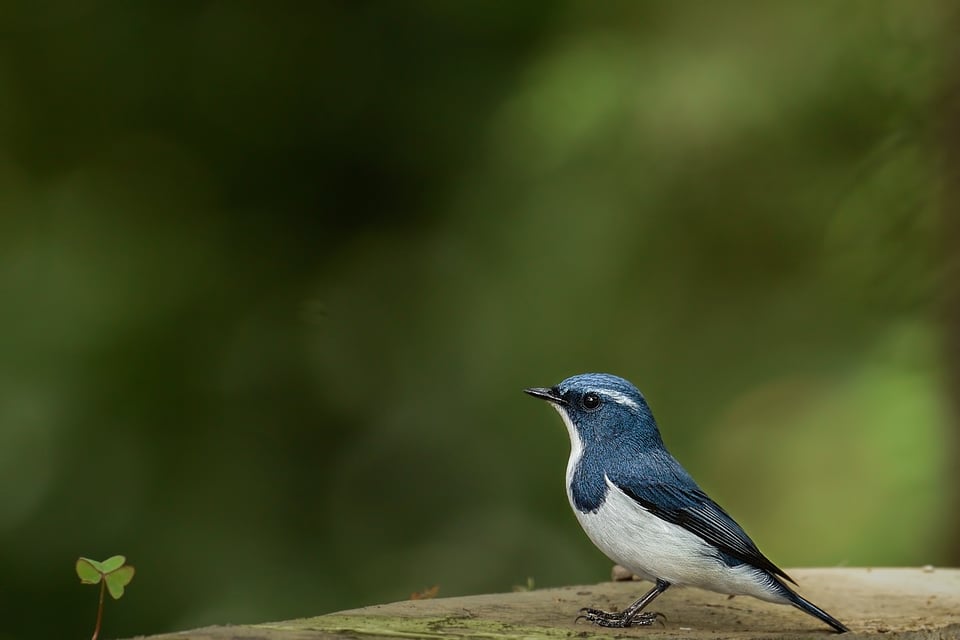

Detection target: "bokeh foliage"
[0, 2, 955, 639]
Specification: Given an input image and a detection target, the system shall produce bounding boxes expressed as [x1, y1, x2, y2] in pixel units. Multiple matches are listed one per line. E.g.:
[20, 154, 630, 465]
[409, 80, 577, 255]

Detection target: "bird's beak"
[524, 386, 568, 406]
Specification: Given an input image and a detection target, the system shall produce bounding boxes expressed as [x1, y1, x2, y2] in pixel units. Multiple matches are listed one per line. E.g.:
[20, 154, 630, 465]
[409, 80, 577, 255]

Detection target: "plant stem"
[92, 579, 105, 640]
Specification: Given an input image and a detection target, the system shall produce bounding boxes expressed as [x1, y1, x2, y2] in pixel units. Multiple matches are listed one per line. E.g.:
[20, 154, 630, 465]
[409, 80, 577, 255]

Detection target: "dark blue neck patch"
[570, 446, 609, 513]
[568, 411, 665, 513]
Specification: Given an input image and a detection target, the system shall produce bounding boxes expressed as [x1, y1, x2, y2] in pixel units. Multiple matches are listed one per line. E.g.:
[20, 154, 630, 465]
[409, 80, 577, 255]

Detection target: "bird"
[524, 373, 849, 633]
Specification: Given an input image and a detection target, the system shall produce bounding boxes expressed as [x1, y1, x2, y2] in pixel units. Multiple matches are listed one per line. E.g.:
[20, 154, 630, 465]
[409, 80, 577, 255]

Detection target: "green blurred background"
[1, 1, 957, 638]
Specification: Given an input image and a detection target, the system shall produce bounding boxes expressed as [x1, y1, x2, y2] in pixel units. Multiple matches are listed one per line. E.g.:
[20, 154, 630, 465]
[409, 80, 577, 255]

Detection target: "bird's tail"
[779, 583, 849, 633]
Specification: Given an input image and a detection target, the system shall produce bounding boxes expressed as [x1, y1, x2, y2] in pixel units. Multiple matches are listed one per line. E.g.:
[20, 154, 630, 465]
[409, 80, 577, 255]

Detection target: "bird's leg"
[578, 579, 670, 628]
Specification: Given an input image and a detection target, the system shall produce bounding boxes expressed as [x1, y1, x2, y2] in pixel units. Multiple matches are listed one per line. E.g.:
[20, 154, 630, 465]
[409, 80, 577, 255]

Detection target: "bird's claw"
[575, 607, 665, 628]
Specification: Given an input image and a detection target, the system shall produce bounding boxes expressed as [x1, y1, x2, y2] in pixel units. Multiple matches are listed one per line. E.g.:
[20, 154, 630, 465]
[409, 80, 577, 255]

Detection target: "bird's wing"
[612, 478, 796, 585]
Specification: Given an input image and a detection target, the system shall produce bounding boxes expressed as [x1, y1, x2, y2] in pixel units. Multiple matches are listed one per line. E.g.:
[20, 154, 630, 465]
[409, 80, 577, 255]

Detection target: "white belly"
[570, 476, 788, 604]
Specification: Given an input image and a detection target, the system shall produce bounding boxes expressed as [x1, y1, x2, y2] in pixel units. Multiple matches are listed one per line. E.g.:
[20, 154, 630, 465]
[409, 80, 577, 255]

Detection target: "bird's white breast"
[572, 476, 787, 603]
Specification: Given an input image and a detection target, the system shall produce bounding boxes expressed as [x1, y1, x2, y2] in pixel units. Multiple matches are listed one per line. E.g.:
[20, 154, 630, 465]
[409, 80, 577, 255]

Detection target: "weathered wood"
[128, 568, 960, 639]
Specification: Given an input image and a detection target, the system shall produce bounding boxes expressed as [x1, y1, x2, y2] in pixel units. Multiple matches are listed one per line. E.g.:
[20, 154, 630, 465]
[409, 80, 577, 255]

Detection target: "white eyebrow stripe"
[601, 390, 640, 411]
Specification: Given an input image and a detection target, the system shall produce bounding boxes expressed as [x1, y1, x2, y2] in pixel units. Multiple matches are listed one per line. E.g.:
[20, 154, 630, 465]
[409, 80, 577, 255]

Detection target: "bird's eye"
[581, 393, 601, 411]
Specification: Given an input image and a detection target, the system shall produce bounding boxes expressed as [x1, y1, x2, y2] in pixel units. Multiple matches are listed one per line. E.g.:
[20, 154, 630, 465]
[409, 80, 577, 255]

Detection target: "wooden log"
[129, 568, 960, 639]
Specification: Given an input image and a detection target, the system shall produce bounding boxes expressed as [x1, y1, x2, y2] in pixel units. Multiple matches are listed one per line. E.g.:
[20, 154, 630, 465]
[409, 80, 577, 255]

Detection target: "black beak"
[523, 386, 567, 406]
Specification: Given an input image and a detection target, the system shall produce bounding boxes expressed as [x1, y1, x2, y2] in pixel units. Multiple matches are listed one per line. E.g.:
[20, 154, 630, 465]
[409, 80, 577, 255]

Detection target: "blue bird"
[525, 373, 849, 632]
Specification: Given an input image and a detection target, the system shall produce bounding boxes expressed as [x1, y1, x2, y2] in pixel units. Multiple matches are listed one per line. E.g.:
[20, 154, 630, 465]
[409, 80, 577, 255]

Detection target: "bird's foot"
[576, 607, 665, 628]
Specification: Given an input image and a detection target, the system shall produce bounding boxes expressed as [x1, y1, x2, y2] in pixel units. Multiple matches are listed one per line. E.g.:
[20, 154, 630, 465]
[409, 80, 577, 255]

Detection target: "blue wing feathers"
[612, 475, 796, 585]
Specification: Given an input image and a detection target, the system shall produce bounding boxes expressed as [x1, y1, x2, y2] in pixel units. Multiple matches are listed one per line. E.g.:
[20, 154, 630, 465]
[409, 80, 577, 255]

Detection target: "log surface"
[130, 568, 960, 639]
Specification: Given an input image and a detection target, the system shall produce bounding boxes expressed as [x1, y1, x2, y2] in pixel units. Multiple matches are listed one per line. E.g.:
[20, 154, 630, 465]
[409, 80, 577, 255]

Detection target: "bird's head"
[524, 373, 663, 453]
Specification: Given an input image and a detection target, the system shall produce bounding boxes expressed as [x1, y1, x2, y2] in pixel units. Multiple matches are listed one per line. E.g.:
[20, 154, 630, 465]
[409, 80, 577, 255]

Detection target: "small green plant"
[76, 555, 136, 640]
[512, 576, 536, 592]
